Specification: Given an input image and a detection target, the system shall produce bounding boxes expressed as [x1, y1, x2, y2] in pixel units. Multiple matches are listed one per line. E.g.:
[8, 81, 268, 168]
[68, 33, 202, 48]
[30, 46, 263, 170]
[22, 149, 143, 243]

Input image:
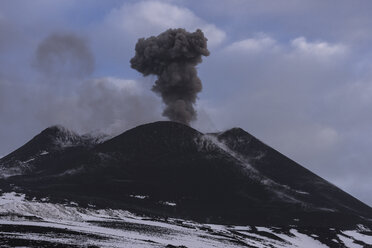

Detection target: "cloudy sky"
[0, 0, 371, 205]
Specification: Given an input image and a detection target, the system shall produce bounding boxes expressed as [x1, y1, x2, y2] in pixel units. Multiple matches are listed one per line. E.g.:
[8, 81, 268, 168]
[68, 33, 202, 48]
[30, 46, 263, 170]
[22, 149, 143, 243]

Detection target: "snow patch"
[338, 234, 364, 248]
[23, 158, 35, 163]
[288, 229, 329, 248]
[40, 151, 49, 155]
[256, 226, 273, 233]
[294, 190, 310, 195]
[200, 134, 256, 172]
[0, 167, 24, 178]
[160, 201, 177, 207]
[130, 195, 148, 200]
[317, 207, 336, 212]
[0, 192, 25, 205]
[356, 224, 371, 232]
[343, 230, 372, 245]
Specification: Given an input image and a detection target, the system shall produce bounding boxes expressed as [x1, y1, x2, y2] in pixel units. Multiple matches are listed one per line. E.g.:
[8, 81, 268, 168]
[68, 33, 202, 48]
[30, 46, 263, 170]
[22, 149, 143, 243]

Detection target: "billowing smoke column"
[130, 28, 210, 125]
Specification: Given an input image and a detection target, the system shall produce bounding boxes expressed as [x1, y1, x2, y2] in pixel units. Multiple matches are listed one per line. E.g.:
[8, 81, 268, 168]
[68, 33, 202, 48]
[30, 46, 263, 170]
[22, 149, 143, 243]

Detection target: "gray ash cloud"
[34, 33, 94, 79]
[130, 28, 209, 125]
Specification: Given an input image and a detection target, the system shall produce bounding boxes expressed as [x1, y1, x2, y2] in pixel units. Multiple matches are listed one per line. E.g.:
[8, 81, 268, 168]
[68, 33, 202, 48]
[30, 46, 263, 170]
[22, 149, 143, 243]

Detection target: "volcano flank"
[0, 121, 371, 230]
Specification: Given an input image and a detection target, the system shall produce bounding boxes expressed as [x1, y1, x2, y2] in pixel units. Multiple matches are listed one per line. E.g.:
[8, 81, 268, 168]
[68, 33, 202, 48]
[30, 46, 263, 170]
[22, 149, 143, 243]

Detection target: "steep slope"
[0, 121, 371, 228]
[0, 125, 96, 178]
[213, 128, 372, 219]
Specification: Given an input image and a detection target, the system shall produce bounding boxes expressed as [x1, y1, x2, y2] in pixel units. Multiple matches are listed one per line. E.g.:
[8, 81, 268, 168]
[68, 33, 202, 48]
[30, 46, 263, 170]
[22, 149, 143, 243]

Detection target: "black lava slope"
[0, 121, 371, 227]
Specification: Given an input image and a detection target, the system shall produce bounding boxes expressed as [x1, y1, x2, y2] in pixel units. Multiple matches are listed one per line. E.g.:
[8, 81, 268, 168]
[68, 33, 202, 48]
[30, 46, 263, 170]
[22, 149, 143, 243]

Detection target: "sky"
[0, 0, 371, 205]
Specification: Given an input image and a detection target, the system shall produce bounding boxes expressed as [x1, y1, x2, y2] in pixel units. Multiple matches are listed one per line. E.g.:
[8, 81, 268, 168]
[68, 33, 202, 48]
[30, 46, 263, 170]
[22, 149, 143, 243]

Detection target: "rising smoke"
[31, 33, 160, 134]
[34, 33, 94, 79]
[33, 77, 161, 136]
[130, 28, 210, 125]
[27, 32, 161, 140]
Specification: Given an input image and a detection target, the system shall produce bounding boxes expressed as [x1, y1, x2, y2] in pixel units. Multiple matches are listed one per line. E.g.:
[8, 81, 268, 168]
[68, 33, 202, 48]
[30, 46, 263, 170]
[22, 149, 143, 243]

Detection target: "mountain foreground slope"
[0, 121, 371, 247]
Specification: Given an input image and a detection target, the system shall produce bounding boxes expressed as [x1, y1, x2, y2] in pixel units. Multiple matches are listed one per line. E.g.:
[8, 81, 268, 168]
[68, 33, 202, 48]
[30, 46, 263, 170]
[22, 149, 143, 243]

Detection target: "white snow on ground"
[0, 192, 371, 247]
[338, 234, 364, 248]
[356, 224, 371, 232]
[0, 157, 36, 179]
[255, 227, 328, 248]
[256, 226, 273, 232]
[23, 158, 35, 163]
[0, 158, 31, 178]
[343, 230, 372, 245]
[199, 135, 280, 188]
[0, 167, 23, 178]
[0, 192, 25, 205]
[40, 150, 49, 155]
[285, 230, 329, 248]
[199, 134, 257, 172]
[160, 201, 177, 206]
[294, 190, 310, 195]
[130, 195, 148, 200]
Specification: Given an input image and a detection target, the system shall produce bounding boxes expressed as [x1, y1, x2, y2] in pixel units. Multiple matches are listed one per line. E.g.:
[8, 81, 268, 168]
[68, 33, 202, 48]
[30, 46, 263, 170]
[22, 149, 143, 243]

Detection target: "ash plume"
[34, 33, 94, 78]
[130, 28, 210, 125]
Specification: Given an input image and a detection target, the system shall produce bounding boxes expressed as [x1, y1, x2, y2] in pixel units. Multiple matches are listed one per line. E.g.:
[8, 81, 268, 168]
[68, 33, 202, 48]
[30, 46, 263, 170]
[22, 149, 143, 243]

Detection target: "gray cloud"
[33, 33, 95, 79]
[32, 77, 162, 135]
[0, 76, 162, 155]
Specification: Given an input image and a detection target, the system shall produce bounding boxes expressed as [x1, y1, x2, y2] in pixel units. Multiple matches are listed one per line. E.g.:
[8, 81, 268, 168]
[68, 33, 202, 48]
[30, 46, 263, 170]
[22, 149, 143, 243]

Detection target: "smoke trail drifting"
[130, 28, 209, 125]
[34, 33, 94, 79]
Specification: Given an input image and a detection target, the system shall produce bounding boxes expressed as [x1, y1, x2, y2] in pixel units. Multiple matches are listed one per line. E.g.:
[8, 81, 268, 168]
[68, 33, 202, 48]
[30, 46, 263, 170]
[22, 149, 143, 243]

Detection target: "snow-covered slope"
[1, 192, 371, 248]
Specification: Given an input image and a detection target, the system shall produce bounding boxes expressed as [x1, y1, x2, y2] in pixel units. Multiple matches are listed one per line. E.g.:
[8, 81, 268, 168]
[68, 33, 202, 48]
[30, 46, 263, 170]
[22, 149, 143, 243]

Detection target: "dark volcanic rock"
[0, 121, 371, 228]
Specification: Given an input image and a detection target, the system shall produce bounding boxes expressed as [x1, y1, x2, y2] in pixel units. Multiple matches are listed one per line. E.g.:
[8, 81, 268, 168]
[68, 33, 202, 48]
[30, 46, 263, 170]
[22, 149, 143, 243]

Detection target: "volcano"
[0, 121, 371, 247]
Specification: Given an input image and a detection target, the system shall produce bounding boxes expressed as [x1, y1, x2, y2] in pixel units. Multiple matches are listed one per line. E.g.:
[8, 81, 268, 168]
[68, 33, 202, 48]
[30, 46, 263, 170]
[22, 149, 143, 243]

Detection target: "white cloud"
[104, 1, 226, 47]
[226, 35, 278, 53]
[291, 37, 347, 58]
[224, 34, 347, 60]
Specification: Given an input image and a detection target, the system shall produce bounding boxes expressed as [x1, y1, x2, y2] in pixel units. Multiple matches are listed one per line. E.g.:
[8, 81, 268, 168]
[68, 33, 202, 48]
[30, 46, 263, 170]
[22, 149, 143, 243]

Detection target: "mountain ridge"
[0, 121, 371, 228]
